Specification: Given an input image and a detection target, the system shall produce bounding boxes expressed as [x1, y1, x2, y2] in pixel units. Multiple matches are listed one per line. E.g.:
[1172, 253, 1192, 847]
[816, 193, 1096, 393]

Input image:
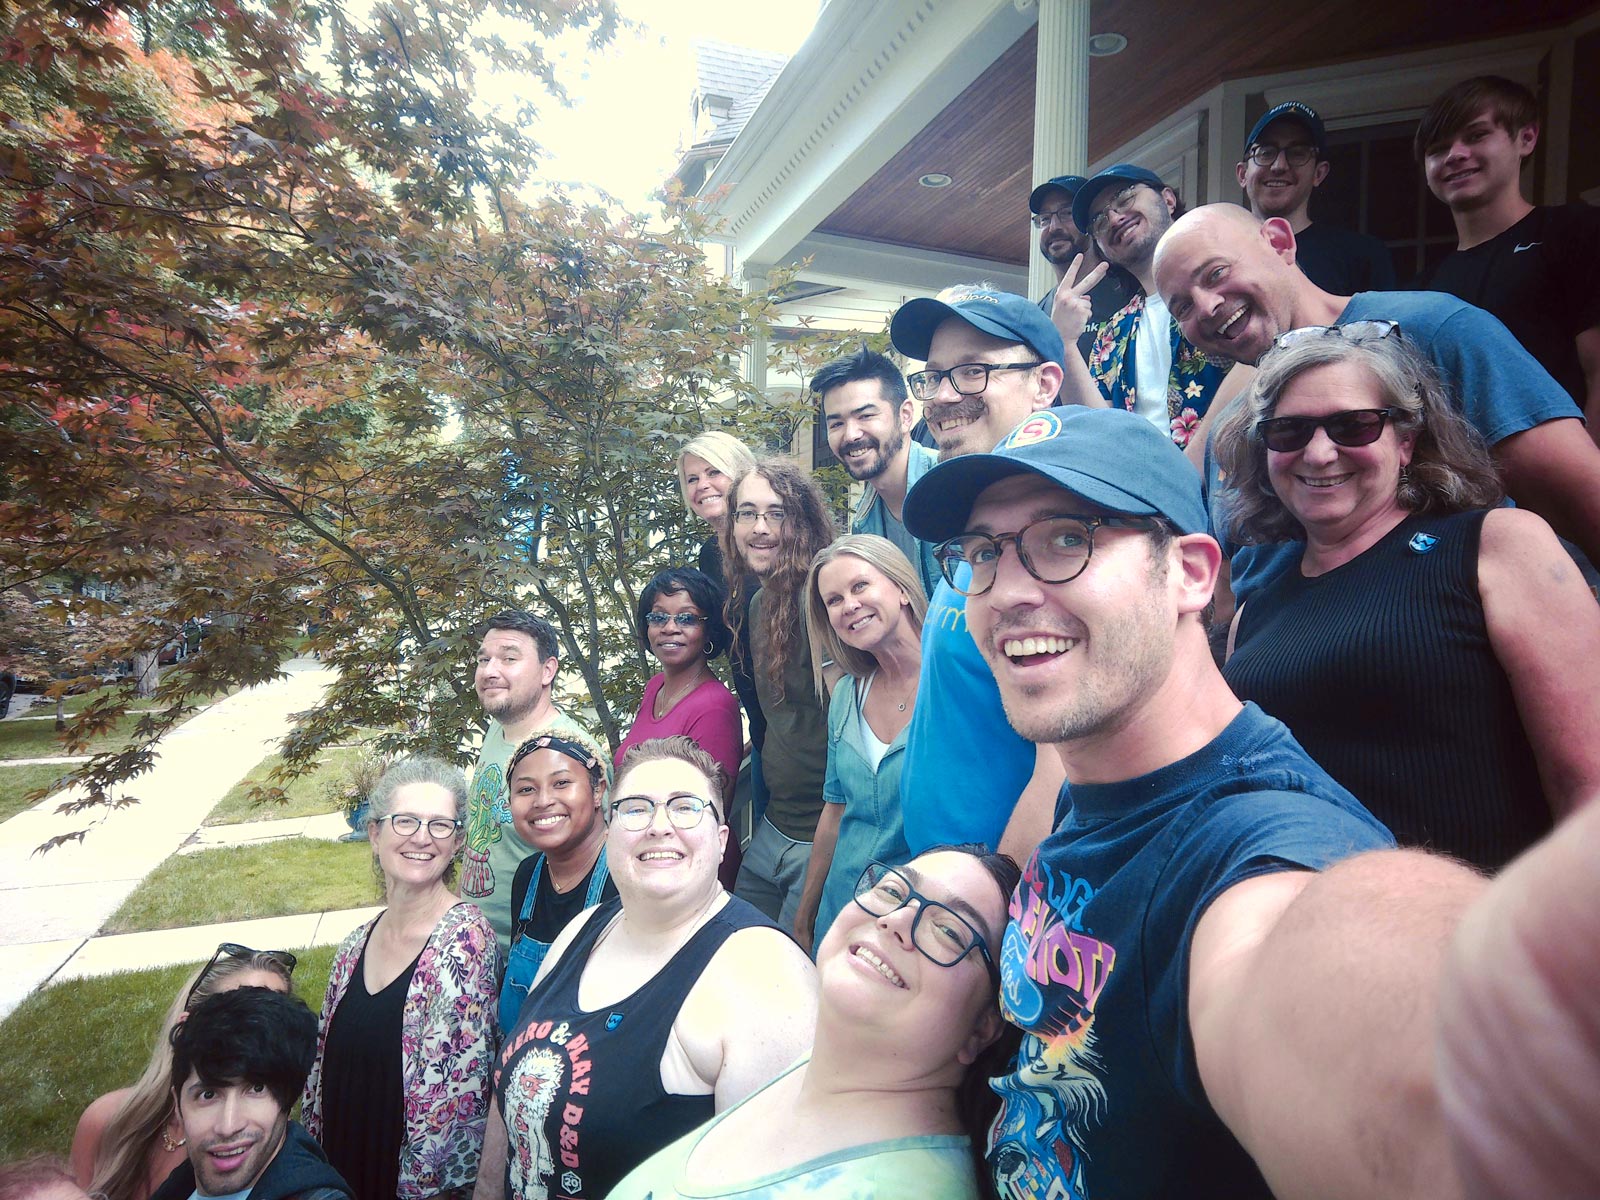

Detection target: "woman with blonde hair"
[793, 535, 927, 953]
[70, 946, 296, 1200]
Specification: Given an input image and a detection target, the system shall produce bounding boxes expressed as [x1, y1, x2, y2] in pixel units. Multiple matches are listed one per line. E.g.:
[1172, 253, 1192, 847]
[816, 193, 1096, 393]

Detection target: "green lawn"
[204, 747, 362, 826]
[0, 945, 337, 1162]
[0, 711, 146, 762]
[0, 761, 79, 823]
[102, 841, 382, 934]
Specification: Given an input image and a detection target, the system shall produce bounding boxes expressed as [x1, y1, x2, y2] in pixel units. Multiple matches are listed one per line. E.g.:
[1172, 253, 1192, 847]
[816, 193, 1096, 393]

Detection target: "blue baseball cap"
[903, 406, 1209, 543]
[1244, 101, 1329, 159]
[1028, 175, 1088, 215]
[890, 287, 1065, 367]
[1071, 163, 1167, 234]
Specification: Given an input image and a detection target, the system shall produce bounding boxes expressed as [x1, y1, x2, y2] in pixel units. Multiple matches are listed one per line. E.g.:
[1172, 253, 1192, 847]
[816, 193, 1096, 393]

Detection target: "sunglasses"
[185, 942, 297, 1011]
[1254, 408, 1396, 453]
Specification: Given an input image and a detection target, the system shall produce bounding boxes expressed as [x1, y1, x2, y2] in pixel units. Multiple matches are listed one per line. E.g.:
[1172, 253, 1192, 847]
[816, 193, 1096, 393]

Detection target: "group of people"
[21, 71, 1600, 1200]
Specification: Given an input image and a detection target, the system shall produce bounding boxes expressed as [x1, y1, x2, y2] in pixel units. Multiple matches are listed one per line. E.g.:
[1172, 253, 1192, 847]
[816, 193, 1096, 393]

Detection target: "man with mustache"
[1152, 203, 1600, 604]
[815, 344, 940, 597]
[154, 989, 351, 1200]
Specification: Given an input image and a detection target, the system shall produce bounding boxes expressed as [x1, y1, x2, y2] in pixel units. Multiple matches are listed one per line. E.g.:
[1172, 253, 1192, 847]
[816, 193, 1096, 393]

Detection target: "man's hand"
[1050, 254, 1110, 346]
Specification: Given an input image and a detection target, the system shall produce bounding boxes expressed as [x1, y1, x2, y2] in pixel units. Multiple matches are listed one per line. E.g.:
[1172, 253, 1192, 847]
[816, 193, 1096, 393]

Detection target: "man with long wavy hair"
[720, 458, 837, 930]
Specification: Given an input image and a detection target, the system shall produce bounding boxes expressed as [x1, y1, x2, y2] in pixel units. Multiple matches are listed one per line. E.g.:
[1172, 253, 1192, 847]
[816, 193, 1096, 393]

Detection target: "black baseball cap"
[1028, 175, 1088, 215]
[1244, 101, 1329, 159]
[1072, 164, 1167, 235]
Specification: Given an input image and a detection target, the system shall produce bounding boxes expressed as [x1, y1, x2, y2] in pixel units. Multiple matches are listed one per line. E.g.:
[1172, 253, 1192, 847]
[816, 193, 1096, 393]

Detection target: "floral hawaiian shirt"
[1087, 292, 1226, 449]
[303, 901, 498, 1200]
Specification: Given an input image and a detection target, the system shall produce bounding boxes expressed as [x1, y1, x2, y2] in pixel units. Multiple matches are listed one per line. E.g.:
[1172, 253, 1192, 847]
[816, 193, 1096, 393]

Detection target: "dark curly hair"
[170, 988, 317, 1113]
[721, 459, 837, 703]
[635, 567, 731, 660]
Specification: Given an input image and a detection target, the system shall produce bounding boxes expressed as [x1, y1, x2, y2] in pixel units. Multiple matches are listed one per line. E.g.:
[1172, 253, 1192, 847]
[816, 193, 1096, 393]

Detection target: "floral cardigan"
[302, 902, 498, 1200]
[1086, 291, 1227, 449]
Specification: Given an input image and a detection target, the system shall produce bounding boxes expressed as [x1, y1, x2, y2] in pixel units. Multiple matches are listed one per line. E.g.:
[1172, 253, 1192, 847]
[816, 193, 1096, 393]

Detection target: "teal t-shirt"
[460, 709, 590, 952]
[607, 1059, 978, 1199]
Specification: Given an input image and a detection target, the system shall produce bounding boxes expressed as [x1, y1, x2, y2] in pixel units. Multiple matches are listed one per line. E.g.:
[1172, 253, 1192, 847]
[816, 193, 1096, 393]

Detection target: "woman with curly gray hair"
[302, 756, 497, 1200]
[1211, 324, 1600, 870]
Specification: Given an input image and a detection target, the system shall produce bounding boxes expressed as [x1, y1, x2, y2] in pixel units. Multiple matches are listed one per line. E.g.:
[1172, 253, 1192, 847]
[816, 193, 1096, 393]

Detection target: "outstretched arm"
[1189, 851, 1488, 1200]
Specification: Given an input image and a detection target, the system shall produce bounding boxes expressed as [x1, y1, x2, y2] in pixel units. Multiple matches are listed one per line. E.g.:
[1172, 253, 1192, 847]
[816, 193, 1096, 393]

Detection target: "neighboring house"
[682, 0, 1600, 374]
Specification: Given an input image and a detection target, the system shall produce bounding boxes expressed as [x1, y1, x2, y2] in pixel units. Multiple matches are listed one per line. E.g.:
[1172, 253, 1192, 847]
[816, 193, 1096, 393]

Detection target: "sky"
[509, 1, 822, 211]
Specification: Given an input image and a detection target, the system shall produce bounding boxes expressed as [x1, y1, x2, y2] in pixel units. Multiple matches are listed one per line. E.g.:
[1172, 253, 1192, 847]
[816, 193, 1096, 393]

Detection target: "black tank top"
[1225, 510, 1549, 870]
[495, 893, 778, 1200]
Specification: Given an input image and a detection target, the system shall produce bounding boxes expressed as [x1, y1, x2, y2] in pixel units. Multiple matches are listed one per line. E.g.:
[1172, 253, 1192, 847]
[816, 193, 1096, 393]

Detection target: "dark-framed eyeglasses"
[1255, 408, 1398, 453]
[1087, 183, 1150, 239]
[852, 862, 997, 980]
[1270, 319, 1400, 354]
[906, 361, 1042, 401]
[185, 943, 297, 1011]
[1030, 206, 1074, 230]
[936, 514, 1168, 596]
[382, 813, 463, 839]
[607, 794, 721, 832]
[732, 507, 786, 526]
[644, 611, 707, 628]
[1244, 142, 1319, 168]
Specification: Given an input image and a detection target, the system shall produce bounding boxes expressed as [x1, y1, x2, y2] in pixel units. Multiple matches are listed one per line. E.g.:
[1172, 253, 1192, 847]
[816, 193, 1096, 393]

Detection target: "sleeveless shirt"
[1225, 510, 1549, 870]
[495, 893, 779, 1200]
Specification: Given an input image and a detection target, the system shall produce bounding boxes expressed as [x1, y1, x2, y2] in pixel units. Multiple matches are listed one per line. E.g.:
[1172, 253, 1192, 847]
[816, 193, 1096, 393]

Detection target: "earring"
[161, 1120, 187, 1153]
[704, 643, 715, 657]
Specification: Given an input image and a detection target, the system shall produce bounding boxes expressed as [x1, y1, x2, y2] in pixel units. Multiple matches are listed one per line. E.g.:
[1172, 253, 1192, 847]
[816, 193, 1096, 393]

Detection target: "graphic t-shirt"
[987, 703, 1392, 1199]
[463, 710, 591, 952]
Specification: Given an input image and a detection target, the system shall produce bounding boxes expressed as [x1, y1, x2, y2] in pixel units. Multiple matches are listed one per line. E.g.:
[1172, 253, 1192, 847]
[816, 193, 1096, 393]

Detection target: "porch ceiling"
[815, 0, 1595, 266]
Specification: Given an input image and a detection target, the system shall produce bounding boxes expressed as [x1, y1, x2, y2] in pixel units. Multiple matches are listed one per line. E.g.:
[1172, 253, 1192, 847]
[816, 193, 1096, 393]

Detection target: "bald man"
[1153, 204, 1600, 602]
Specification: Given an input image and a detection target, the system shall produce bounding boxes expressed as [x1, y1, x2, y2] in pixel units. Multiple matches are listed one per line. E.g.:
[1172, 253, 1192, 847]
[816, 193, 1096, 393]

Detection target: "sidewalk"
[0, 658, 336, 1019]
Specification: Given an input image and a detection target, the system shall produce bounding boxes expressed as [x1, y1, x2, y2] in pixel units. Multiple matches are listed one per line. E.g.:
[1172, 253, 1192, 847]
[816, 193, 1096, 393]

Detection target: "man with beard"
[1028, 175, 1135, 359]
[462, 609, 595, 953]
[815, 344, 939, 597]
[1058, 165, 1231, 454]
[1236, 101, 1395, 295]
[889, 286, 1067, 860]
[154, 989, 351, 1200]
[1152, 203, 1600, 605]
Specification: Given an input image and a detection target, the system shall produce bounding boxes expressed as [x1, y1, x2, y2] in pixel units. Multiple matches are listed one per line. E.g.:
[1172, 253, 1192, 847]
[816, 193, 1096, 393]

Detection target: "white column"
[741, 263, 770, 392]
[1028, 0, 1091, 301]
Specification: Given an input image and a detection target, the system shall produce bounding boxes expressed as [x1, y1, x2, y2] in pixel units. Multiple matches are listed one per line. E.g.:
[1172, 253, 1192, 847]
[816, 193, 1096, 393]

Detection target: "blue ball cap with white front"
[890, 287, 1065, 367]
[903, 406, 1209, 544]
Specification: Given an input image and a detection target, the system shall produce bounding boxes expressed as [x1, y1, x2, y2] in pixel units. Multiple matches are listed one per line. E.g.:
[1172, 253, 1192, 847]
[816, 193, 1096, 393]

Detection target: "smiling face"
[1034, 187, 1085, 266]
[1089, 182, 1175, 271]
[173, 1074, 289, 1199]
[815, 851, 1005, 1062]
[922, 319, 1051, 461]
[508, 747, 602, 856]
[680, 453, 732, 524]
[606, 756, 727, 910]
[370, 780, 461, 890]
[962, 474, 1175, 747]
[1157, 211, 1303, 366]
[645, 588, 708, 669]
[1237, 117, 1328, 221]
[475, 629, 557, 727]
[1423, 107, 1536, 212]
[1264, 360, 1416, 546]
[730, 471, 785, 578]
[817, 554, 911, 657]
[823, 378, 912, 483]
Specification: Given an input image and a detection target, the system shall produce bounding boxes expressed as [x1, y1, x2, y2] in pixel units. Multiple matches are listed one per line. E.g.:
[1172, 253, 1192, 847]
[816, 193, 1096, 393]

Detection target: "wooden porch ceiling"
[816, 0, 1595, 266]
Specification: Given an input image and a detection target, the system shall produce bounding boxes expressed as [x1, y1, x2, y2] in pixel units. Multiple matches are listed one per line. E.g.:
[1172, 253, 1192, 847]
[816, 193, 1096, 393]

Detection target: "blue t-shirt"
[986, 703, 1393, 1200]
[899, 579, 1035, 853]
[1219, 289, 1585, 602]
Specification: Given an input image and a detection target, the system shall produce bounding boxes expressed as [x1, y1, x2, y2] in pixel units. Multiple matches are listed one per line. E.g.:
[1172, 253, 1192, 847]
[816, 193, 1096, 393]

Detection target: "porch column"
[741, 263, 770, 392]
[1029, 0, 1091, 301]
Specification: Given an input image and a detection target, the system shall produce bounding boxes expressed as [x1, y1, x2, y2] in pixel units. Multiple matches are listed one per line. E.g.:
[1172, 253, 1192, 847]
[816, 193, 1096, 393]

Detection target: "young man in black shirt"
[1418, 75, 1600, 423]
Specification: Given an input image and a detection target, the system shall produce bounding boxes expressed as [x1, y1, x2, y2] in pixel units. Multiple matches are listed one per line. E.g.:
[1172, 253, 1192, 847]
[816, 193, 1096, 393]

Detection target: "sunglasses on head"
[1254, 408, 1396, 453]
[185, 942, 297, 1011]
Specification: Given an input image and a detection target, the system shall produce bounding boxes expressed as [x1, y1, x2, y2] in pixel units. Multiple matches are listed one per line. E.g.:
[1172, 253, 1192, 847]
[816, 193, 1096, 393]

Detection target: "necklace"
[654, 671, 707, 720]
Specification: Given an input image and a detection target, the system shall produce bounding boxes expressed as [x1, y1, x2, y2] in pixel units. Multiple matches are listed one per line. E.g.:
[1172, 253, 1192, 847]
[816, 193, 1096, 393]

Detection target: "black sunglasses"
[1254, 408, 1396, 453]
[185, 942, 297, 1010]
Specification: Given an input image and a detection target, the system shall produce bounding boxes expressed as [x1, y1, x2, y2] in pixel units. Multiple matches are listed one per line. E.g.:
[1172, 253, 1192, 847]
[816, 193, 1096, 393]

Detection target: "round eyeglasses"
[906, 361, 1042, 401]
[935, 514, 1167, 596]
[1244, 143, 1319, 168]
[608, 794, 721, 832]
[382, 813, 463, 839]
[1255, 408, 1397, 453]
[852, 863, 997, 979]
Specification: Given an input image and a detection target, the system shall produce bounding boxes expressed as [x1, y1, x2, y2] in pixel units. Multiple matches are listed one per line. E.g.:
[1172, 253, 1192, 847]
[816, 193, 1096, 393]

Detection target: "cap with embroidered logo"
[889, 287, 1065, 366]
[1244, 101, 1329, 159]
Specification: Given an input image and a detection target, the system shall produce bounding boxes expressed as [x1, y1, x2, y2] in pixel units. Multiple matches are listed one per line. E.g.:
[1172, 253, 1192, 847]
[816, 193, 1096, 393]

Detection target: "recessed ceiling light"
[919, 172, 954, 188]
[1088, 33, 1127, 57]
